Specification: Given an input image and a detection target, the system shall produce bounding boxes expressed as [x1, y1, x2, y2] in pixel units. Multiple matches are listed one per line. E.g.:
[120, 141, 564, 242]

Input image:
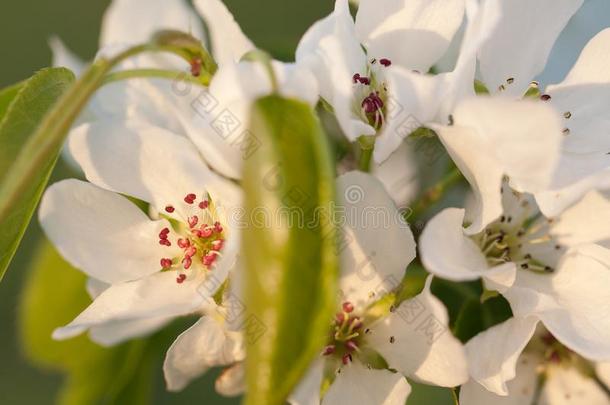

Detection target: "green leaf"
[19, 239, 155, 405]
[0, 58, 115, 281]
[242, 95, 338, 405]
[0, 81, 24, 119]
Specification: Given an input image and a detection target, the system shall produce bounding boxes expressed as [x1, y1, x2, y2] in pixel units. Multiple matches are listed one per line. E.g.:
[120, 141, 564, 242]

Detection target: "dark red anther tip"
[188, 216, 199, 228]
[160, 258, 172, 269]
[540, 94, 552, 101]
[165, 205, 175, 213]
[184, 193, 197, 204]
[380, 58, 391, 67]
[341, 353, 352, 365]
[190, 58, 202, 77]
[342, 302, 354, 313]
[176, 274, 187, 284]
[322, 345, 336, 356]
[199, 200, 209, 209]
[353, 73, 361, 83]
[345, 340, 358, 352]
[159, 239, 171, 246]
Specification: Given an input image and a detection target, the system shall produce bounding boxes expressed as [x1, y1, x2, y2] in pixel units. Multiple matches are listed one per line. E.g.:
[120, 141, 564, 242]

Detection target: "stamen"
[199, 200, 209, 209]
[190, 58, 202, 77]
[188, 216, 199, 228]
[322, 345, 336, 356]
[165, 205, 175, 213]
[159, 239, 171, 246]
[176, 273, 187, 284]
[345, 340, 358, 351]
[353, 73, 361, 83]
[540, 94, 552, 101]
[342, 302, 354, 313]
[160, 258, 172, 269]
[342, 353, 352, 365]
[379, 58, 392, 67]
[184, 193, 197, 204]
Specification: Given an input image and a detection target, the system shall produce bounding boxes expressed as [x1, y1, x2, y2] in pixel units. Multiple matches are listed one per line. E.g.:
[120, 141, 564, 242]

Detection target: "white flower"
[532, 28, 610, 216]
[460, 317, 610, 404]
[432, 97, 564, 233]
[290, 172, 467, 405]
[295, 0, 465, 162]
[424, 0, 609, 219]
[53, 0, 317, 180]
[163, 296, 245, 392]
[420, 185, 610, 362]
[39, 119, 241, 345]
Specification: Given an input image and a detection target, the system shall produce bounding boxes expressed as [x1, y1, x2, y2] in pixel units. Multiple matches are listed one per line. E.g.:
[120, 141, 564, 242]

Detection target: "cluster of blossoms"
[40, 0, 610, 403]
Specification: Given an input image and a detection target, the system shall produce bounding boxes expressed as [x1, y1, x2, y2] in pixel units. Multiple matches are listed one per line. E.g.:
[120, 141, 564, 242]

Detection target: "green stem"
[593, 373, 610, 397]
[531, 373, 546, 405]
[103, 68, 211, 87]
[408, 166, 463, 221]
[357, 135, 375, 172]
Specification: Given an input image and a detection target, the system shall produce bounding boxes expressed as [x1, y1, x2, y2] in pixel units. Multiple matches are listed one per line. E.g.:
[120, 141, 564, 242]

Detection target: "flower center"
[322, 301, 368, 365]
[472, 189, 563, 274]
[352, 58, 392, 130]
[158, 192, 226, 284]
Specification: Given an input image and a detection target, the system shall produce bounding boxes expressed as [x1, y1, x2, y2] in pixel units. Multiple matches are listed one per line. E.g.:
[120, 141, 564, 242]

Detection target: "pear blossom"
[420, 185, 610, 362]
[39, 119, 241, 345]
[460, 317, 610, 404]
[163, 293, 245, 392]
[295, 0, 465, 162]
[53, 0, 317, 180]
[289, 172, 468, 405]
[408, 0, 610, 221]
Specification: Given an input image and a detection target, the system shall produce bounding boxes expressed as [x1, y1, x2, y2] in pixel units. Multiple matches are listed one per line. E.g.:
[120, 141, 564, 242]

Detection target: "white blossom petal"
[39, 180, 173, 284]
[542, 365, 610, 404]
[536, 169, 610, 218]
[465, 316, 539, 395]
[52, 271, 210, 340]
[296, 0, 373, 141]
[68, 120, 240, 217]
[49, 36, 85, 75]
[504, 244, 610, 360]
[371, 139, 419, 207]
[459, 352, 539, 405]
[420, 208, 489, 280]
[100, 0, 204, 47]
[164, 316, 244, 391]
[193, 0, 255, 65]
[478, 0, 584, 97]
[90, 316, 172, 346]
[322, 360, 411, 405]
[368, 277, 468, 387]
[434, 97, 563, 233]
[215, 363, 246, 397]
[337, 171, 415, 307]
[289, 360, 324, 405]
[355, 0, 465, 72]
[551, 190, 610, 246]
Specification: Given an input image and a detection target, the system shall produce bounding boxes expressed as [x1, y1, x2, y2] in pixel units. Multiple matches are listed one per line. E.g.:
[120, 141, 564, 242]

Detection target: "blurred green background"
[2, 0, 608, 404]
